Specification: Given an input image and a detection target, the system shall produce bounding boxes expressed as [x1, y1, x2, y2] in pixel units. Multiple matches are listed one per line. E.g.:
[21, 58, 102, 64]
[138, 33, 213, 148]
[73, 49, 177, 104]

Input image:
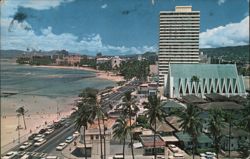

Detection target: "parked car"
[45, 129, 54, 135]
[73, 131, 79, 137]
[173, 153, 184, 159]
[34, 134, 45, 141]
[65, 136, 75, 143]
[47, 124, 54, 129]
[34, 138, 46, 147]
[205, 152, 216, 159]
[113, 153, 124, 159]
[64, 122, 70, 127]
[44, 156, 59, 159]
[28, 133, 38, 140]
[19, 142, 32, 150]
[39, 128, 48, 134]
[168, 144, 178, 153]
[56, 142, 67, 151]
[54, 122, 63, 129]
[2, 151, 18, 159]
[20, 154, 32, 159]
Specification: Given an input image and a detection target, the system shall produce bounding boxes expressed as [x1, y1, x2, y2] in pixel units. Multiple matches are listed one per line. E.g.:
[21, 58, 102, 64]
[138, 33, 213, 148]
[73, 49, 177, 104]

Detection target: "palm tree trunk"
[123, 137, 126, 159]
[83, 126, 87, 159]
[192, 140, 195, 159]
[22, 115, 27, 129]
[129, 110, 134, 159]
[216, 137, 219, 159]
[102, 115, 106, 159]
[154, 119, 157, 159]
[97, 116, 103, 159]
[228, 111, 232, 158]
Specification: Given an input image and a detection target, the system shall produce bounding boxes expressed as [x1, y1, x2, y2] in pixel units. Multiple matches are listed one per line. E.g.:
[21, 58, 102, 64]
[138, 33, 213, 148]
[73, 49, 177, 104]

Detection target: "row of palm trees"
[113, 93, 167, 159]
[173, 100, 250, 159]
[113, 95, 250, 159]
[74, 87, 250, 159]
[73, 88, 107, 159]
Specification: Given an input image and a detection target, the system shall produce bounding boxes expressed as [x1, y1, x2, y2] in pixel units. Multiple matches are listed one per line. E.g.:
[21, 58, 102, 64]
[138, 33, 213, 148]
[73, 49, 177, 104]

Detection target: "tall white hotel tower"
[158, 6, 200, 87]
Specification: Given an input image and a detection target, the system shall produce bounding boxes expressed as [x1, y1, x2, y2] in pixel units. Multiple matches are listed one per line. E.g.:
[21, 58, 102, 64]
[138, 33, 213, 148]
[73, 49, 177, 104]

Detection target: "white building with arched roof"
[166, 64, 247, 98]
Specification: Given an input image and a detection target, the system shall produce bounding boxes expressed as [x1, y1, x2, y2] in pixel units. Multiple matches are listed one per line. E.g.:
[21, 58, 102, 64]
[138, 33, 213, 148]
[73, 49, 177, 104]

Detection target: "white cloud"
[101, 4, 108, 9]
[0, 0, 155, 55]
[1, 19, 156, 55]
[1, 0, 75, 20]
[218, 0, 226, 5]
[200, 16, 249, 48]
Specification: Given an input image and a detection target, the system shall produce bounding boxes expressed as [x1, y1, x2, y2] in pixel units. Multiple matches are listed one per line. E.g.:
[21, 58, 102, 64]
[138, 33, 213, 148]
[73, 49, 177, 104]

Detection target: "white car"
[19, 142, 32, 150]
[168, 144, 179, 153]
[45, 129, 54, 135]
[56, 142, 67, 151]
[65, 136, 75, 143]
[205, 152, 216, 159]
[34, 134, 45, 141]
[73, 131, 79, 137]
[34, 138, 46, 146]
[2, 151, 18, 159]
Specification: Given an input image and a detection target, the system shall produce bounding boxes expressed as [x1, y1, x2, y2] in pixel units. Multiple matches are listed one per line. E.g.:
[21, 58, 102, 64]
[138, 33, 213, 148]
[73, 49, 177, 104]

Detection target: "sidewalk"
[1, 112, 71, 154]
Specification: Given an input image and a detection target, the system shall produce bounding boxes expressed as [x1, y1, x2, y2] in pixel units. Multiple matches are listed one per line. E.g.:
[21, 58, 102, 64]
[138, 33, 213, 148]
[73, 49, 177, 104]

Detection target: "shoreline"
[1, 63, 122, 149]
[32, 65, 124, 82]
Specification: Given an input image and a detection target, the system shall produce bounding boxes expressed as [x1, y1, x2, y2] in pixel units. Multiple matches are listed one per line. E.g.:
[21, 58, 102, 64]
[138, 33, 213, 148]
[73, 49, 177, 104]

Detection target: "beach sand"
[1, 95, 76, 148]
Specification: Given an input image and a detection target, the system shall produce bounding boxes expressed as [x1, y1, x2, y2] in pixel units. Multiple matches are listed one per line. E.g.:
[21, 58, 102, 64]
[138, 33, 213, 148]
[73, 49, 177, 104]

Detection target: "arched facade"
[166, 64, 247, 98]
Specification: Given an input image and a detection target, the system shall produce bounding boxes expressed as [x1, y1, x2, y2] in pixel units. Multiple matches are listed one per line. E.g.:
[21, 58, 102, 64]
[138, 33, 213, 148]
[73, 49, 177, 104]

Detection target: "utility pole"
[57, 101, 59, 120]
[17, 114, 21, 145]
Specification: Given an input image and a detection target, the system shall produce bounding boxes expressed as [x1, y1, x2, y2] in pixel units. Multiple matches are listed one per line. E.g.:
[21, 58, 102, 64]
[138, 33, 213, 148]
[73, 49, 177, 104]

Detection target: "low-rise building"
[138, 83, 158, 96]
[162, 99, 186, 114]
[149, 64, 158, 76]
[96, 57, 110, 64]
[64, 55, 82, 66]
[139, 134, 165, 155]
[221, 125, 249, 151]
[175, 132, 213, 151]
[111, 56, 122, 69]
[78, 118, 116, 158]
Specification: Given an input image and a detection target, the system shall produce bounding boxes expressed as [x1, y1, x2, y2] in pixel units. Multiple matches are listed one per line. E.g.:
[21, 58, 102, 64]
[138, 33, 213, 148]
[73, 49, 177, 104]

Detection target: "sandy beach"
[1, 95, 77, 148]
[32, 65, 124, 82]
[1, 63, 120, 151]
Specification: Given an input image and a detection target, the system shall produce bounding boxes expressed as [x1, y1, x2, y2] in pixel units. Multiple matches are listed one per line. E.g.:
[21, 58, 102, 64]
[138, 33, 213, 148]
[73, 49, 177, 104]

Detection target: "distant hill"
[0, 50, 26, 59]
[200, 45, 250, 64]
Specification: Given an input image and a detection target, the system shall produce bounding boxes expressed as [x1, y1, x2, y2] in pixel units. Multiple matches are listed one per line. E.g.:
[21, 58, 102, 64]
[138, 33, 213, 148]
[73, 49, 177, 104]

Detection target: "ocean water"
[0, 59, 116, 115]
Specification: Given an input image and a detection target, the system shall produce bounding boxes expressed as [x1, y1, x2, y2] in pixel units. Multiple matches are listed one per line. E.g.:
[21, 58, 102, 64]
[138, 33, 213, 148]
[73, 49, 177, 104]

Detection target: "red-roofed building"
[139, 134, 165, 155]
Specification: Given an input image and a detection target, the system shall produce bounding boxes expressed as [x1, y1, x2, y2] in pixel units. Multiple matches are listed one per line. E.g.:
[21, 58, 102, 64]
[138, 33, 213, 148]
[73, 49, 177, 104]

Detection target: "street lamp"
[17, 113, 21, 145]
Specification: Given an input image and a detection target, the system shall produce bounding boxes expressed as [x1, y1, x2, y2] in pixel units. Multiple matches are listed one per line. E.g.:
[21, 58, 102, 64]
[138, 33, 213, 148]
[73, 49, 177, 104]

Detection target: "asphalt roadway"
[3, 80, 139, 159]
[3, 118, 76, 159]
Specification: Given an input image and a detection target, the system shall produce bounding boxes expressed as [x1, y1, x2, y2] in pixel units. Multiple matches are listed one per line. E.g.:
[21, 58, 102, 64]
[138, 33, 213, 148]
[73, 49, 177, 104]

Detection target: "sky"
[0, 0, 249, 55]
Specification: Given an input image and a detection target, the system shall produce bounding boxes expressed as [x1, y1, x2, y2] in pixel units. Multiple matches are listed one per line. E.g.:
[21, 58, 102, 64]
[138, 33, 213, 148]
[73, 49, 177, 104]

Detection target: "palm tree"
[144, 95, 166, 159]
[191, 75, 200, 95]
[78, 88, 105, 159]
[208, 108, 225, 159]
[16, 106, 27, 129]
[176, 104, 203, 159]
[101, 113, 108, 159]
[112, 116, 130, 158]
[122, 91, 139, 159]
[74, 104, 93, 159]
[88, 91, 106, 159]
